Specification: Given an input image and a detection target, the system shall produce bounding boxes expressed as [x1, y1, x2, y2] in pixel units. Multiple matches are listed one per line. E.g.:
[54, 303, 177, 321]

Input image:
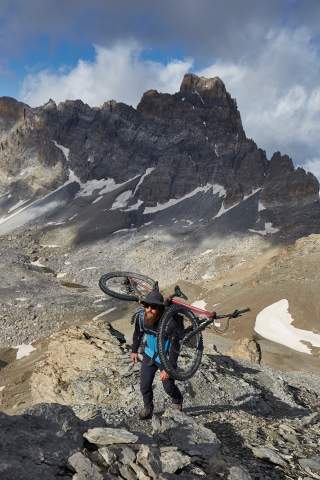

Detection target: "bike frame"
[126, 274, 248, 337]
[170, 297, 216, 319]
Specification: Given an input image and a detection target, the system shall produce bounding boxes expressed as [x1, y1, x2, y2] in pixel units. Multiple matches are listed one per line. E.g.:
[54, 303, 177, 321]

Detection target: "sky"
[1, 0, 320, 178]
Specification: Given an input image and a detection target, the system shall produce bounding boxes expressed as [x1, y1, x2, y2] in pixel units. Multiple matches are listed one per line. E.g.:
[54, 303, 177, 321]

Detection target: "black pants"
[140, 354, 183, 408]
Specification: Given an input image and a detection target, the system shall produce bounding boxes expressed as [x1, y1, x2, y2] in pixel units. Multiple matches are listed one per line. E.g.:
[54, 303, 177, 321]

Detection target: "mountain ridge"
[0, 73, 319, 242]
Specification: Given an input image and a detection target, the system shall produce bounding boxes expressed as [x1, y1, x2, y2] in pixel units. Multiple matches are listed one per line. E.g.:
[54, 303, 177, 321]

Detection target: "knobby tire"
[99, 271, 156, 301]
[158, 304, 203, 381]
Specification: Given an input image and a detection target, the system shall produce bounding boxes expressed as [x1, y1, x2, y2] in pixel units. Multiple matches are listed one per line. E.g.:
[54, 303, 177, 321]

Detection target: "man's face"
[144, 304, 161, 325]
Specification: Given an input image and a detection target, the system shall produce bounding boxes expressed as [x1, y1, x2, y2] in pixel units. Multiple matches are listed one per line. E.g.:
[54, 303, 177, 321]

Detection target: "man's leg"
[162, 376, 183, 408]
[140, 355, 157, 418]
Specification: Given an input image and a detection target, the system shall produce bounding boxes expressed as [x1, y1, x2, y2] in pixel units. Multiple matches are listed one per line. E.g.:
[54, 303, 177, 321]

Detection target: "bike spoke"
[161, 311, 202, 375]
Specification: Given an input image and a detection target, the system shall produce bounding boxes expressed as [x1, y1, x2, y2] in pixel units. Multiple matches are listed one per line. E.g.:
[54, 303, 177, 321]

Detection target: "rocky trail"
[0, 319, 319, 480]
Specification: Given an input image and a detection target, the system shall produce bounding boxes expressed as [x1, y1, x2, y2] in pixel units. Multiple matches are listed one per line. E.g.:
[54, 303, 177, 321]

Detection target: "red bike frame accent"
[170, 297, 216, 319]
[129, 275, 216, 319]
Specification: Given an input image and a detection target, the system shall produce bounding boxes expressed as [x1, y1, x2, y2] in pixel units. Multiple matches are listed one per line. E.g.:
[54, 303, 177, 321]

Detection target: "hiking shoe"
[139, 407, 154, 420]
[171, 403, 183, 411]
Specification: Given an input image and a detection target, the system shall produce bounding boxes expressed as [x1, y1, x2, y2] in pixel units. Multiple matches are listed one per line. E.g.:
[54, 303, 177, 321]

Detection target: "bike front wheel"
[158, 304, 203, 381]
[99, 271, 156, 301]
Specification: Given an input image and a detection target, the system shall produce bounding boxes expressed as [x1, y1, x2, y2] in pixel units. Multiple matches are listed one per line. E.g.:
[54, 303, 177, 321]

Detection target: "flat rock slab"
[68, 452, 104, 480]
[160, 446, 191, 473]
[299, 456, 320, 472]
[251, 446, 287, 467]
[152, 409, 220, 458]
[84, 427, 138, 446]
[228, 465, 252, 480]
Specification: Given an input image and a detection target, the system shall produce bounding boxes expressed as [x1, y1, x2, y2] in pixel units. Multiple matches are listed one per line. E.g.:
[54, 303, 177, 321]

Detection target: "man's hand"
[160, 370, 169, 382]
[131, 352, 138, 364]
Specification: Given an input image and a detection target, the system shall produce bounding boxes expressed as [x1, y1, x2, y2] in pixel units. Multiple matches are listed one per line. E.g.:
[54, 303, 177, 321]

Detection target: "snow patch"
[202, 273, 215, 280]
[133, 168, 155, 195]
[191, 300, 207, 309]
[214, 189, 262, 220]
[41, 244, 60, 248]
[46, 221, 65, 226]
[200, 249, 213, 256]
[143, 183, 226, 214]
[213, 201, 240, 219]
[249, 222, 279, 235]
[255, 299, 320, 354]
[258, 201, 266, 212]
[53, 140, 70, 161]
[74, 174, 140, 199]
[194, 89, 205, 104]
[243, 188, 262, 200]
[8, 199, 29, 213]
[57, 273, 67, 278]
[124, 199, 144, 211]
[112, 227, 137, 234]
[92, 307, 117, 321]
[111, 190, 132, 210]
[92, 196, 102, 204]
[30, 259, 46, 267]
[14, 343, 36, 359]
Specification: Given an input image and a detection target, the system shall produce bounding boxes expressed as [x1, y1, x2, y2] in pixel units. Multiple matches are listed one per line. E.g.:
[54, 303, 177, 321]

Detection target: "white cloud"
[198, 27, 320, 178]
[20, 29, 320, 180]
[21, 41, 193, 107]
[304, 158, 320, 181]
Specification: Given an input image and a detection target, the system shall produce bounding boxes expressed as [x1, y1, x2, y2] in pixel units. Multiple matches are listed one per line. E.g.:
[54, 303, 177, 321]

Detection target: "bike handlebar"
[215, 307, 250, 319]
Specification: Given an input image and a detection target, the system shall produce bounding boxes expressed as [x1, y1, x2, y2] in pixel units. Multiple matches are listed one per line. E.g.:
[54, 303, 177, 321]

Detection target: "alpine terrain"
[0, 74, 319, 480]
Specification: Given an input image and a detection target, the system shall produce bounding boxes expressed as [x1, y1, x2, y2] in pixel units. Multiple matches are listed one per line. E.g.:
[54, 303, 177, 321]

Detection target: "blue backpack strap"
[131, 306, 144, 326]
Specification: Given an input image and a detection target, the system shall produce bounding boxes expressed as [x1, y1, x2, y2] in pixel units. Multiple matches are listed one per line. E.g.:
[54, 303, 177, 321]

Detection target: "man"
[131, 289, 183, 420]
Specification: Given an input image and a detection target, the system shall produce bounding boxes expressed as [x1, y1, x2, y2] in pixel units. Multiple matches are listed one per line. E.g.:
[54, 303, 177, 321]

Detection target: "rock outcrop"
[0, 320, 319, 479]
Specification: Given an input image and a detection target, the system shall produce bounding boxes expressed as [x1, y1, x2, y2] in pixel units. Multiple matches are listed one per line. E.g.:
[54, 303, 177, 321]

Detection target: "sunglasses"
[142, 303, 160, 311]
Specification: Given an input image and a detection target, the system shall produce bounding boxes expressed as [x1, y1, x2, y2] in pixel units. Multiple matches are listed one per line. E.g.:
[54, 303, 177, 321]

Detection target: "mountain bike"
[99, 271, 250, 381]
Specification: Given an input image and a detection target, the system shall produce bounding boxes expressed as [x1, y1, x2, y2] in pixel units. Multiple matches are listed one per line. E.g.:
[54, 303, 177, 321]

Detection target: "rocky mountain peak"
[0, 73, 319, 242]
[180, 73, 227, 98]
[0, 97, 30, 133]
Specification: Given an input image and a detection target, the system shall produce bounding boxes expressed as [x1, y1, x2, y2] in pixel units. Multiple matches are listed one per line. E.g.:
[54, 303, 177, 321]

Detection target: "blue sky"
[1, 0, 320, 178]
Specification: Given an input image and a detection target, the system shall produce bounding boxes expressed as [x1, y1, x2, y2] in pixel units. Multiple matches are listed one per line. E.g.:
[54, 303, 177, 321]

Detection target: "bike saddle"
[174, 285, 188, 300]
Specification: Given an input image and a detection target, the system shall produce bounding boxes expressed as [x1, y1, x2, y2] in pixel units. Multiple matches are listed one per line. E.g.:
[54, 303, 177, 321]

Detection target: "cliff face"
[0, 73, 319, 240]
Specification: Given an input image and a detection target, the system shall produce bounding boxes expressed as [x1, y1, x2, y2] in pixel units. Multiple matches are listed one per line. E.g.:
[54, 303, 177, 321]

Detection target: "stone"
[68, 452, 104, 480]
[120, 446, 136, 465]
[251, 446, 287, 467]
[227, 337, 261, 363]
[299, 412, 320, 428]
[153, 410, 220, 459]
[84, 427, 138, 446]
[159, 446, 191, 473]
[119, 463, 138, 480]
[136, 444, 162, 479]
[98, 446, 117, 466]
[228, 465, 252, 480]
[299, 456, 320, 472]
[129, 461, 151, 480]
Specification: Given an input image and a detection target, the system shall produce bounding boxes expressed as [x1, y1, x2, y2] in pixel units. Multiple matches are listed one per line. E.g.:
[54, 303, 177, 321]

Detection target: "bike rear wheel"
[99, 271, 156, 301]
[158, 304, 203, 381]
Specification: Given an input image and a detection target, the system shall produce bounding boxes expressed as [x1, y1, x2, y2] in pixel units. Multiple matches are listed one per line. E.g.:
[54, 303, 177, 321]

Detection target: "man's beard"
[145, 311, 160, 325]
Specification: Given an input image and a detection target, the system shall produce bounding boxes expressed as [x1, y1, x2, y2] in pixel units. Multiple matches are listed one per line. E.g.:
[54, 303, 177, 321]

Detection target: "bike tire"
[99, 271, 156, 302]
[158, 304, 203, 381]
